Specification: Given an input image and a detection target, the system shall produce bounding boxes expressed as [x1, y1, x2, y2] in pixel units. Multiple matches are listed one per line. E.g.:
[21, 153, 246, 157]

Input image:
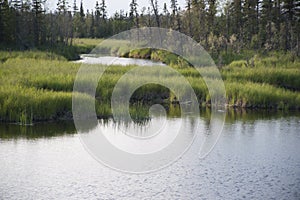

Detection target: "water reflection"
[224, 109, 300, 123]
[0, 122, 76, 140]
[0, 107, 299, 199]
[0, 106, 299, 140]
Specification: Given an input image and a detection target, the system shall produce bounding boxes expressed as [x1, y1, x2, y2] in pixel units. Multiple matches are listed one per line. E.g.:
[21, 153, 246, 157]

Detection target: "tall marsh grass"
[0, 51, 67, 63]
[0, 50, 299, 123]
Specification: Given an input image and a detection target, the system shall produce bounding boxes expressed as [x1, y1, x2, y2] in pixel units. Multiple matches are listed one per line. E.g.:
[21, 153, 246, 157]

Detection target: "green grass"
[0, 85, 71, 122]
[225, 81, 300, 109]
[0, 40, 96, 61]
[73, 38, 104, 47]
[0, 51, 67, 63]
[0, 48, 299, 123]
[222, 67, 300, 91]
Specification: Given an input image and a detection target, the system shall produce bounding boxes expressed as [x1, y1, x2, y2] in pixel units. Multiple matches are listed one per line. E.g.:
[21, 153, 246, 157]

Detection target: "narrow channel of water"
[75, 54, 166, 66]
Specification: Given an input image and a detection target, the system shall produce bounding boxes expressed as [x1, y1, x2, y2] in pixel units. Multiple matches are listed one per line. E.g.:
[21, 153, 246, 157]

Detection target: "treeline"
[0, 0, 299, 55]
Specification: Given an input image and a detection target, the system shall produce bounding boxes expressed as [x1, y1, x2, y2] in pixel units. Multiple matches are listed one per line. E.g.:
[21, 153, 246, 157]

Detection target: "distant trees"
[189, 0, 206, 43]
[150, 0, 160, 27]
[243, 0, 257, 47]
[0, 0, 299, 55]
[129, 0, 139, 28]
[170, 0, 179, 30]
[0, 0, 14, 45]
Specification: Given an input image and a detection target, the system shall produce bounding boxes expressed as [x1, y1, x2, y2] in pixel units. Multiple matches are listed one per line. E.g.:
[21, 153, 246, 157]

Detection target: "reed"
[0, 50, 299, 123]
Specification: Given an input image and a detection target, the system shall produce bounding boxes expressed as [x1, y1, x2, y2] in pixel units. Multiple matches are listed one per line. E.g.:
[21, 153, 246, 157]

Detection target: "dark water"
[0, 110, 300, 199]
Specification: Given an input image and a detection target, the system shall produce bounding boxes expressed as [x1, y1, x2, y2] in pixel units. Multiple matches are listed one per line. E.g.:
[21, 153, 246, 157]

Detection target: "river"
[0, 110, 299, 199]
[75, 54, 166, 66]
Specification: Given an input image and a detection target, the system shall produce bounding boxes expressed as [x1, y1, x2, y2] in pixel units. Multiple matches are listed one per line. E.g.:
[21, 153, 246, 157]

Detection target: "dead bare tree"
[150, 0, 160, 27]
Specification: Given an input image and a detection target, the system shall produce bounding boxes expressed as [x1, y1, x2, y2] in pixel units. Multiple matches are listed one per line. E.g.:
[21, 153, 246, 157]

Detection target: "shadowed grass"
[0, 51, 67, 63]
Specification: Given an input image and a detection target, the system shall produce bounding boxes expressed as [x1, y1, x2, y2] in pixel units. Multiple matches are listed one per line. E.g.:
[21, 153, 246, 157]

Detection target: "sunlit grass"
[72, 38, 104, 48]
[0, 50, 299, 123]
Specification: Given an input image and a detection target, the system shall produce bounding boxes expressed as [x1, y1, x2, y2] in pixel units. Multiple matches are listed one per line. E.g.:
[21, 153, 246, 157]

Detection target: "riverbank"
[0, 40, 299, 124]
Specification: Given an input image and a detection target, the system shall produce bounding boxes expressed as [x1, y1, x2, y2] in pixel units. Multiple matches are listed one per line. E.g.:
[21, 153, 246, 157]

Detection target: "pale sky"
[46, 0, 186, 17]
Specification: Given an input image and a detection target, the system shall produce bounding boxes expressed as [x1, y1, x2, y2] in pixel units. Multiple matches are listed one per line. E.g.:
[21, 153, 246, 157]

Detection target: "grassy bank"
[0, 43, 299, 123]
[0, 38, 103, 62]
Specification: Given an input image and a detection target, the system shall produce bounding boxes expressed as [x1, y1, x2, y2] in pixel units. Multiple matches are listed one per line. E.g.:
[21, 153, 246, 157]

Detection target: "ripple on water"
[0, 117, 300, 199]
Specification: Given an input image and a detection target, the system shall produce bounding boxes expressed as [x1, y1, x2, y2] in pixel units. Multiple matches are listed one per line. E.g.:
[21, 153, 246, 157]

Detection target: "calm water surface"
[75, 55, 166, 66]
[0, 110, 300, 199]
